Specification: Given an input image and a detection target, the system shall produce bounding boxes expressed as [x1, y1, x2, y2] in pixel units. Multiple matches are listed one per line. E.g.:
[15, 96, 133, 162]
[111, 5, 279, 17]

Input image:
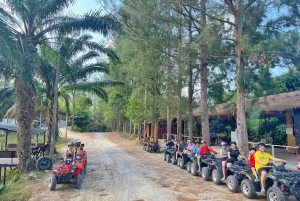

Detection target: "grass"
[0, 133, 46, 148]
[0, 168, 48, 201]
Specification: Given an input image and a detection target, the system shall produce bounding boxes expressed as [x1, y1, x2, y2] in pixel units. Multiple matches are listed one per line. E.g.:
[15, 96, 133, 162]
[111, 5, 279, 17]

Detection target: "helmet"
[258, 142, 265, 147]
[75, 140, 81, 146]
[230, 141, 237, 145]
[68, 142, 73, 146]
[221, 141, 227, 146]
[201, 140, 206, 144]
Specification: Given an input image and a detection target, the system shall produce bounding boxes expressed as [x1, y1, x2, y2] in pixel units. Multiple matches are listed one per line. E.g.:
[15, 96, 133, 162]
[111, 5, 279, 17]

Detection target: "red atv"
[49, 158, 84, 190]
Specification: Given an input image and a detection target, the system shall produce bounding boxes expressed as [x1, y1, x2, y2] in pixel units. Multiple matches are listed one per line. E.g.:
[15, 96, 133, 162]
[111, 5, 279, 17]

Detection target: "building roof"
[193, 90, 300, 117]
[0, 122, 48, 134]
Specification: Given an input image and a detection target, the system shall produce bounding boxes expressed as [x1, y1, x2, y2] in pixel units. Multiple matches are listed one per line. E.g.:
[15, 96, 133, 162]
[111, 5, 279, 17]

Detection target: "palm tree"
[0, 0, 119, 172]
[38, 34, 121, 143]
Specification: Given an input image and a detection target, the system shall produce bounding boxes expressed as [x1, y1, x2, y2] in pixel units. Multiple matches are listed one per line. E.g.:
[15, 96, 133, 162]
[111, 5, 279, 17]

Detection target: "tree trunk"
[177, 7, 183, 141]
[71, 91, 76, 130]
[16, 78, 35, 173]
[233, 0, 248, 156]
[188, 7, 194, 141]
[129, 120, 132, 134]
[167, 105, 171, 140]
[154, 122, 158, 141]
[200, 0, 210, 144]
[50, 52, 60, 161]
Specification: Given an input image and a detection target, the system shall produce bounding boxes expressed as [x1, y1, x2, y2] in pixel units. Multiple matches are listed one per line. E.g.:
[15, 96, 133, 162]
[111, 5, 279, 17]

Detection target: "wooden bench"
[0, 151, 19, 165]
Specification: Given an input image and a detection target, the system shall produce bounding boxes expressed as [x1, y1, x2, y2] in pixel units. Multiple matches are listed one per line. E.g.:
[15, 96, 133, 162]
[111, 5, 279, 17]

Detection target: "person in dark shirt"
[221, 141, 245, 181]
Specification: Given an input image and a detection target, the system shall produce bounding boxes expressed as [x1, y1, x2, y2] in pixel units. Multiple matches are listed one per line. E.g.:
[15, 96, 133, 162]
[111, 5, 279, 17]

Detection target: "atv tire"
[36, 156, 52, 170]
[177, 158, 181, 166]
[49, 175, 57, 191]
[295, 196, 300, 201]
[180, 158, 185, 169]
[212, 169, 221, 185]
[201, 167, 210, 181]
[75, 174, 83, 189]
[186, 161, 191, 173]
[227, 175, 239, 193]
[191, 162, 198, 176]
[172, 155, 177, 165]
[267, 186, 285, 201]
[149, 147, 153, 153]
[81, 168, 85, 179]
[241, 179, 256, 199]
[166, 154, 171, 163]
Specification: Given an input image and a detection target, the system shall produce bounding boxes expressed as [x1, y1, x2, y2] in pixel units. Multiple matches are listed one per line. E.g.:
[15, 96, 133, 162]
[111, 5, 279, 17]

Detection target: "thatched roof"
[193, 90, 300, 117]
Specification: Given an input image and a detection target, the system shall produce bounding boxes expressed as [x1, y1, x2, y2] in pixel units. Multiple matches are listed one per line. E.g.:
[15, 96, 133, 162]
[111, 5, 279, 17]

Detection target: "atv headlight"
[71, 169, 75, 173]
[54, 170, 59, 175]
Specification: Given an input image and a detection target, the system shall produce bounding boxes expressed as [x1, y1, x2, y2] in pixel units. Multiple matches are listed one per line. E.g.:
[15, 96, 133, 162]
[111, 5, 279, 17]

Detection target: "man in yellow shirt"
[254, 142, 287, 194]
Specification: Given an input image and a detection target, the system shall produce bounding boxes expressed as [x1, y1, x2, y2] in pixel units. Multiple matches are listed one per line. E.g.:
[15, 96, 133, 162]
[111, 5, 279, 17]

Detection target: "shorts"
[257, 167, 272, 176]
[221, 157, 228, 161]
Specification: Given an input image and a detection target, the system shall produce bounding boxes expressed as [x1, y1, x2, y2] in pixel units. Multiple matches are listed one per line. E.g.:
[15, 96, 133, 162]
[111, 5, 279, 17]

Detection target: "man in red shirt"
[199, 140, 217, 157]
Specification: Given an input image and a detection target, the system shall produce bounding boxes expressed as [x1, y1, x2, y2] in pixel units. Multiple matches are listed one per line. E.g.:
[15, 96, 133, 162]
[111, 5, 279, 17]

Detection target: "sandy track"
[27, 132, 296, 201]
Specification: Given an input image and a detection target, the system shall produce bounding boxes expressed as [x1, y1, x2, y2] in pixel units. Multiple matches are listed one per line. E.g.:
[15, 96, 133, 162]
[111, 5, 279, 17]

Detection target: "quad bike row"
[164, 148, 300, 201]
[49, 142, 87, 190]
[142, 141, 160, 153]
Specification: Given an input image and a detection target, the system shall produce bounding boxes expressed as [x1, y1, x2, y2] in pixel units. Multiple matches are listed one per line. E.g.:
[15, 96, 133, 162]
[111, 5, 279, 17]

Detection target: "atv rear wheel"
[241, 179, 256, 199]
[177, 158, 181, 166]
[75, 174, 83, 189]
[172, 155, 177, 165]
[212, 169, 221, 185]
[227, 175, 239, 193]
[180, 158, 185, 169]
[186, 161, 191, 173]
[191, 162, 198, 176]
[36, 156, 52, 170]
[201, 167, 210, 181]
[166, 154, 171, 163]
[267, 186, 285, 201]
[49, 175, 57, 191]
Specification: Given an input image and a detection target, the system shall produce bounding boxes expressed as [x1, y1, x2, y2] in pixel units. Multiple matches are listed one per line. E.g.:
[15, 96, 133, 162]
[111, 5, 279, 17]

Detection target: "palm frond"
[72, 51, 100, 65]
[63, 84, 108, 102]
[71, 63, 109, 80]
[0, 87, 15, 104]
[80, 41, 119, 61]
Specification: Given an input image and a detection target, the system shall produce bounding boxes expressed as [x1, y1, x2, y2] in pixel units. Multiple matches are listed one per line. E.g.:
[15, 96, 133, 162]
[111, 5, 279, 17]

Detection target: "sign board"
[286, 128, 293, 134]
[231, 129, 238, 146]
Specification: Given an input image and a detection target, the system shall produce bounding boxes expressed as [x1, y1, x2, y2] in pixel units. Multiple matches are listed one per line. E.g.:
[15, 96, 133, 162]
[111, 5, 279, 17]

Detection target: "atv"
[74, 150, 88, 176]
[49, 158, 84, 190]
[177, 152, 194, 170]
[200, 153, 220, 181]
[142, 141, 149, 151]
[147, 142, 160, 153]
[225, 159, 251, 193]
[241, 162, 300, 201]
[164, 148, 176, 163]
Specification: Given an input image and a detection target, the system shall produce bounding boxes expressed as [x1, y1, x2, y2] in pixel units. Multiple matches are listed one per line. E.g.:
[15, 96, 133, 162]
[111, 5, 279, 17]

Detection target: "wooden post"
[286, 110, 295, 153]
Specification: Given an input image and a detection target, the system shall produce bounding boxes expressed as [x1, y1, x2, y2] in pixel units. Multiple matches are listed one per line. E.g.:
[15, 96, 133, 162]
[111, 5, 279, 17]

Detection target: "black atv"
[147, 142, 160, 153]
[200, 153, 220, 181]
[178, 152, 194, 170]
[241, 162, 300, 201]
[225, 159, 251, 193]
[211, 158, 226, 185]
[164, 148, 176, 163]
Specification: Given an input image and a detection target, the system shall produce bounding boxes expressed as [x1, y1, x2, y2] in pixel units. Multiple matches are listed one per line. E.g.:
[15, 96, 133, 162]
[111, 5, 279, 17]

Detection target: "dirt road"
[28, 132, 296, 201]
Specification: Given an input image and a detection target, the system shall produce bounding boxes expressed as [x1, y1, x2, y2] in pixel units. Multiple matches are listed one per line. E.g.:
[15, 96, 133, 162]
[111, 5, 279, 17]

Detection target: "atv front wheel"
[267, 186, 285, 201]
[186, 161, 191, 173]
[241, 179, 256, 199]
[49, 175, 57, 191]
[190, 162, 198, 176]
[180, 158, 186, 169]
[84, 160, 87, 174]
[201, 167, 210, 181]
[75, 174, 83, 189]
[172, 155, 177, 165]
[36, 156, 52, 170]
[212, 169, 221, 185]
[81, 168, 85, 179]
[177, 158, 181, 166]
[166, 154, 171, 163]
[227, 175, 239, 193]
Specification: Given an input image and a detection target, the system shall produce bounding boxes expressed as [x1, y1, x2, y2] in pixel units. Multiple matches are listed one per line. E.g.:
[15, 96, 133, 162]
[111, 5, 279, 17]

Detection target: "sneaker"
[255, 177, 260, 182]
[221, 178, 225, 181]
[261, 190, 265, 194]
[197, 169, 201, 173]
